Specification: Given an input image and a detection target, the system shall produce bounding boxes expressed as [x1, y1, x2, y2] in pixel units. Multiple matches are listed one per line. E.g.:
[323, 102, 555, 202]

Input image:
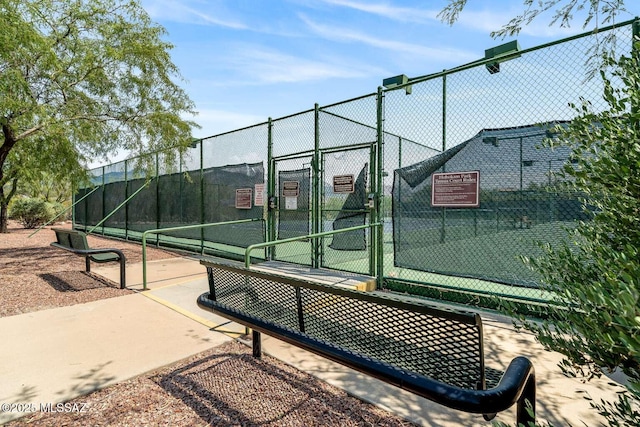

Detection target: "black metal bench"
[50, 228, 126, 289]
[197, 260, 536, 425]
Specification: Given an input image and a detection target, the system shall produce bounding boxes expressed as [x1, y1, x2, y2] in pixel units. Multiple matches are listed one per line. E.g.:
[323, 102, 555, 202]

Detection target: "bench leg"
[119, 257, 126, 289]
[253, 330, 262, 358]
[85, 257, 91, 273]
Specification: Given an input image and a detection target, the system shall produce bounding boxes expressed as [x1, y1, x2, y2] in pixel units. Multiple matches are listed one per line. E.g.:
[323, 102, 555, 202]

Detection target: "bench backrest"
[202, 260, 487, 390]
[52, 228, 90, 251]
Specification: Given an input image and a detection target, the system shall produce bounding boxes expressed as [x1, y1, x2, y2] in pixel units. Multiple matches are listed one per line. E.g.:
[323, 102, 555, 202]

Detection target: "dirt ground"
[0, 221, 176, 318]
[1, 221, 413, 426]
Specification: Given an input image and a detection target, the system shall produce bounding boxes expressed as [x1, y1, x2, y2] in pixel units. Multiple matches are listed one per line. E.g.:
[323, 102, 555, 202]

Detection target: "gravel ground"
[0, 221, 176, 318]
[1, 221, 414, 427]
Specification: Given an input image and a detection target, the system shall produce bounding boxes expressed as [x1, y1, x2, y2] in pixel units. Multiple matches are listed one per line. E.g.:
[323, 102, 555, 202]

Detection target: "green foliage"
[439, 3, 638, 426]
[513, 47, 640, 425]
[438, 0, 629, 38]
[0, 0, 198, 232]
[592, 394, 640, 427]
[9, 197, 60, 228]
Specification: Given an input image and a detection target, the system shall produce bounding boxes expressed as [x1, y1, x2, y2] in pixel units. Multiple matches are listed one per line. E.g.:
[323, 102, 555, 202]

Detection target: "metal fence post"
[374, 87, 383, 285]
[155, 152, 160, 246]
[101, 166, 105, 235]
[313, 103, 321, 268]
[267, 118, 276, 259]
[200, 139, 205, 254]
[125, 159, 129, 240]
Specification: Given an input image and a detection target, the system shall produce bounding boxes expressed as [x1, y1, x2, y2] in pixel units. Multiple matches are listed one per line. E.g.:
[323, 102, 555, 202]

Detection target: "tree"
[438, 0, 628, 38]
[522, 50, 640, 426]
[0, 0, 198, 233]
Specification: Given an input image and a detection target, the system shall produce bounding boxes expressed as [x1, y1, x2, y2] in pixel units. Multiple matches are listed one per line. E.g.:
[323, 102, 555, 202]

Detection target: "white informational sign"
[285, 197, 297, 210]
[254, 183, 265, 206]
[235, 188, 253, 209]
[431, 171, 480, 208]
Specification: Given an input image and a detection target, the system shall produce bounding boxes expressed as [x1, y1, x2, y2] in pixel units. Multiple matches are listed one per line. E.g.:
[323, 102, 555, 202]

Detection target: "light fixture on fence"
[484, 40, 520, 74]
[382, 74, 412, 95]
[189, 138, 200, 149]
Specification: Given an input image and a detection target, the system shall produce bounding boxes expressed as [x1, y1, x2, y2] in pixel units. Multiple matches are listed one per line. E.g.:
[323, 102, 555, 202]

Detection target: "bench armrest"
[50, 243, 126, 289]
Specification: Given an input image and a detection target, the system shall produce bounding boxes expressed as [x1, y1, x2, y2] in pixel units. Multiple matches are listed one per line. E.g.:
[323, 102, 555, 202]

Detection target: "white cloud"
[453, 8, 582, 39]
[316, 0, 584, 39]
[230, 48, 375, 83]
[142, 0, 247, 29]
[197, 43, 388, 86]
[193, 109, 267, 138]
[300, 14, 476, 63]
[317, 0, 439, 23]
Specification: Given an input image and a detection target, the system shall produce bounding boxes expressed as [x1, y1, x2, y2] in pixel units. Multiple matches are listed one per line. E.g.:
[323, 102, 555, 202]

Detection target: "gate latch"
[365, 193, 376, 209]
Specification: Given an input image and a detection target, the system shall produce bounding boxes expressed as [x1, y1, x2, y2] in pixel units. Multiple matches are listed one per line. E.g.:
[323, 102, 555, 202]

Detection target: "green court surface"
[86, 221, 568, 304]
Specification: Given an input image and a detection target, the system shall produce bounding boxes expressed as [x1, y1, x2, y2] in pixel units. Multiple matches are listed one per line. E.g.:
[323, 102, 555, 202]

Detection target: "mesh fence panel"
[126, 177, 156, 233]
[271, 112, 316, 264]
[102, 161, 127, 235]
[318, 97, 377, 274]
[202, 124, 269, 169]
[272, 111, 315, 158]
[74, 21, 636, 307]
[202, 163, 265, 247]
[383, 23, 632, 298]
[277, 168, 311, 240]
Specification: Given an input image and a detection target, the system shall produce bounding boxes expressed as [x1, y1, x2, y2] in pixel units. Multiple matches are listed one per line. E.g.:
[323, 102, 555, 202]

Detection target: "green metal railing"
[244, 223, 382, 286]
[141, 218, 263, 290]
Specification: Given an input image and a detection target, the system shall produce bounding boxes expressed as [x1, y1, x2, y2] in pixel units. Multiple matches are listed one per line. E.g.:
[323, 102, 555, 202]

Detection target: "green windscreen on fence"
[75, 162, 265, 249]
[278, 168, 311, 239]
[202, 162, 265, 247]
[392, 123, 583, 287]
[329, 163, 368, 251]
[127, 177, 157, 233]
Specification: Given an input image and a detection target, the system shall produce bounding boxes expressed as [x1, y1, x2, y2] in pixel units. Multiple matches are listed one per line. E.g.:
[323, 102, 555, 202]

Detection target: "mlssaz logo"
[40, 402, 89, 413]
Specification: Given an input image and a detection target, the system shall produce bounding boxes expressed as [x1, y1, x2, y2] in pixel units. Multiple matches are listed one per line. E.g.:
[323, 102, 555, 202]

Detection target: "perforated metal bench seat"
[51, 228, 127, 289]
[197, 259, 536, 424]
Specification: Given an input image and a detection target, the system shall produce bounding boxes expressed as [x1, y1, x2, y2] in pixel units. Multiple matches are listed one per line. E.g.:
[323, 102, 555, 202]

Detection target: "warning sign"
[235, 188, 253, 209]
[254, 183, 265, 206]
[282, 181, 299, 197]
[333, 174, 355, 194]
[431, 171, 480, 207]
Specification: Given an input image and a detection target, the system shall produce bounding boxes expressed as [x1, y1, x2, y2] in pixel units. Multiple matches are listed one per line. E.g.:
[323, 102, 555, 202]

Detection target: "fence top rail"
[384, 17, 637, 93]
[244, 223, 381, 269]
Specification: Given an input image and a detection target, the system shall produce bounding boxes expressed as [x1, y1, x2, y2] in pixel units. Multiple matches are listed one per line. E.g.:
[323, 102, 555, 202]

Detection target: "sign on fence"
[431, 171, 480, 207]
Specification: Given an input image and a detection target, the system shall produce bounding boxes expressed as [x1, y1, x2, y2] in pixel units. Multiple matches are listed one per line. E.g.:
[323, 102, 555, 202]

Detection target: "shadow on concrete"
[56, 361, 117, 399]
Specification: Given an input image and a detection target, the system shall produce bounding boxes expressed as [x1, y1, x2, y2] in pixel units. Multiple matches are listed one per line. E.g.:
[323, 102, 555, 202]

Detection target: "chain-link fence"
[382, 20, 635, 304]
[75, 19, 637, 308]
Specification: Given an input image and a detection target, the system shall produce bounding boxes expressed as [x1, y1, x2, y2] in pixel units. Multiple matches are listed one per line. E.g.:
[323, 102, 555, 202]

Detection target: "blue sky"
[118, 0, 638, 164]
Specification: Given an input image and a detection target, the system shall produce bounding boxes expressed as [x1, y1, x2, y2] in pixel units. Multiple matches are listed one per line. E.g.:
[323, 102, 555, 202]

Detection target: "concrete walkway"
[0, 256, 628, 426]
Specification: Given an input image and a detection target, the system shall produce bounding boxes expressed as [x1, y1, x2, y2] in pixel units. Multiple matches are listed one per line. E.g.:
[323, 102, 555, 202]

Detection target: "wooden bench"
[197, 260, 536, 425]
[51, 228, 127, 289]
